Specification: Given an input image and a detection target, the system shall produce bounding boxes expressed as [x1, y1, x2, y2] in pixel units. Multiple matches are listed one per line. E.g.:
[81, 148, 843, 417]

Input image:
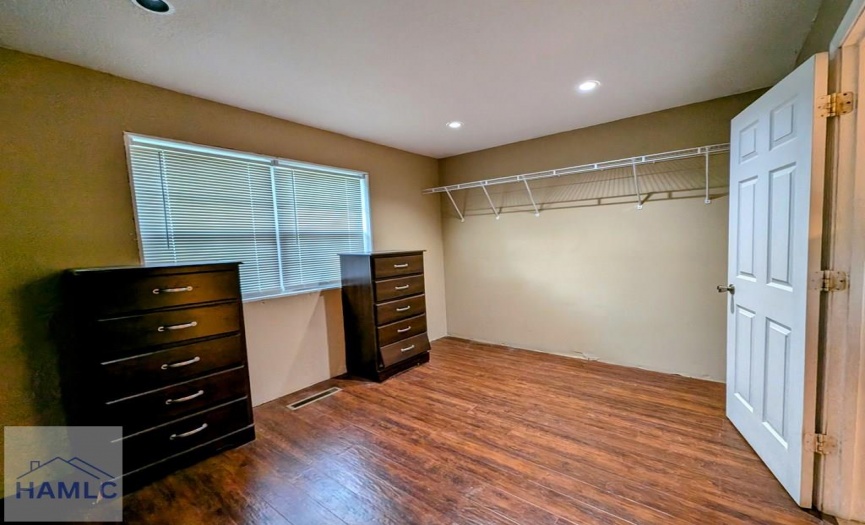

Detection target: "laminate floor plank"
[442, 338, 724, 402]
[406, 356, 746, 446]
[428, 351, 727, 425]
[307, 392, 690, 525]
[317, 447, 455, 525]
[325, 383, 683, 523]
[291, 384, 639, 524]
[328, 420, 565, 525]
[121, 337, 821, 524]
[292, 467, 401, 525]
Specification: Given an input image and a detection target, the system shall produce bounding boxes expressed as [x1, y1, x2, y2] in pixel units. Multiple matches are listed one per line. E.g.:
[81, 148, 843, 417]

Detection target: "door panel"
[764, 318, 791, 442]
[768, 165, 796, 287]
[726, 53, 827, 507]
[733, 306, 756, 409]
[737, 177, 758, 279]
[770, 98, 797, 148]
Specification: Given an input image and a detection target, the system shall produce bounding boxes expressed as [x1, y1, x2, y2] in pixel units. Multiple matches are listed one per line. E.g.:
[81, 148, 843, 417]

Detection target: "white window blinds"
[125, 134, 371, 300]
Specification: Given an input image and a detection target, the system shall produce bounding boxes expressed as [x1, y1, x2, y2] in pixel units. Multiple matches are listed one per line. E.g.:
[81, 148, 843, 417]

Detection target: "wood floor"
[122, 338, 823, 524]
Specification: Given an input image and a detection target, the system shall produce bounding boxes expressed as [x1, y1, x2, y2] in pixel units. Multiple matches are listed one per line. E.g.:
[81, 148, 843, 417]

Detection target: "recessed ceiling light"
[131, 0, 174, 14]
[577, 80, 601, 93]
[446, 121, 463, 129]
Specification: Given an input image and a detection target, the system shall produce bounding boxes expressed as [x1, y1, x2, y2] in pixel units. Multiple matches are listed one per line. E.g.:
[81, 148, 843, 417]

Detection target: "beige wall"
[0, 48, 447, 460]
[439, 91, 764, 381]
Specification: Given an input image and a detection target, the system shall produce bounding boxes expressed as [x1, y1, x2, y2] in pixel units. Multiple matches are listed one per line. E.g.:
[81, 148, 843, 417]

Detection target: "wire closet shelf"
[423, 143, 731, 221]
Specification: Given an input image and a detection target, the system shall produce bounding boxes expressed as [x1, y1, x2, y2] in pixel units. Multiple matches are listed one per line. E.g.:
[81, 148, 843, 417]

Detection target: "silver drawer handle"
[169, 423, 208, 440]
[395, 284, 410, 290]
[157, 321, 198, 332]
[393, 263, 409, 268]
[396, 306, 411, 312]
[153, 286, 193, 295]
[165, 390, 205, 405]
[161, 356, 201, 370]
[400, 344, 415, 353]
[397, 326, 412, 333]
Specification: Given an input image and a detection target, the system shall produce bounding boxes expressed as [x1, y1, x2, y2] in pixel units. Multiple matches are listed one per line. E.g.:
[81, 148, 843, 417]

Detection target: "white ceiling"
[0, 0, 822, 158]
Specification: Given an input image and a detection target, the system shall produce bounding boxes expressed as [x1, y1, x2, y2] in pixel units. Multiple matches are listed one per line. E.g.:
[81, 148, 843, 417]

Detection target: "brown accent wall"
[0, 48, 447, 481]
[797, 0, 854, 64]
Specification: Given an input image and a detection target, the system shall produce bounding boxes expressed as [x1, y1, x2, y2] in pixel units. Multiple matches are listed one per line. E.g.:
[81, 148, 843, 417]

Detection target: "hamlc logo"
[15, 457, 119, 501]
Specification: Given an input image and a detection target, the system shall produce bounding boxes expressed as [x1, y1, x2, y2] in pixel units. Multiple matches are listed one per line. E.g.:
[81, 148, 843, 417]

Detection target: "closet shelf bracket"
[631, 161, 644, 210]
[444, 188, 465, 222]
[523, 180, 540, 217]
[480, 185, 501, 220]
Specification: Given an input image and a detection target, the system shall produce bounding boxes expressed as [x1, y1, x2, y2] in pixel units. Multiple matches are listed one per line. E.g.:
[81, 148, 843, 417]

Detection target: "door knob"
[717, 284, 735, 295]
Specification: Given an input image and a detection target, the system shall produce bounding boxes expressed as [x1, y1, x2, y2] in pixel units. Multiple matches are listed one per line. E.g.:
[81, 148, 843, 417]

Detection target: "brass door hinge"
[817, 92, 855, 117]
[807, 433, 836, 455]
[810, 270, 848, 292]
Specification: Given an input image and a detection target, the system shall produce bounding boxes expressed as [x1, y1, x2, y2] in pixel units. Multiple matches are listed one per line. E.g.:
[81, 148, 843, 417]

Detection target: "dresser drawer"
[374, 274, 425, 302]
[377, 314, 427, 347]
[80, 269, 240, 317]
[376, 294, 426, 325]
[373, 254, 423, 279]
[94, 303, 240, 356]
[100, 335, 245, 399]
[105, 367, 248, 434]
[380, 333, 430, 367]
[121, 398, 252, 472]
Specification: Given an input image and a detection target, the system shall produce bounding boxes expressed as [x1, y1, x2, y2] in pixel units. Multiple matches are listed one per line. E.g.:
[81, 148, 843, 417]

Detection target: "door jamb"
[817, 1, 865, 521]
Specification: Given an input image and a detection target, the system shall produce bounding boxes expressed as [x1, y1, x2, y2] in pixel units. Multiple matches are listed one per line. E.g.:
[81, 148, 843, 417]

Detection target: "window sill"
[241, 284, 341, 303]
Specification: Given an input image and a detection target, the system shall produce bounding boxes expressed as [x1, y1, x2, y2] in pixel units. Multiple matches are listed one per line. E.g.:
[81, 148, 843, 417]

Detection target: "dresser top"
[68, 261, 241, 276]
[339, 250, 424, 258]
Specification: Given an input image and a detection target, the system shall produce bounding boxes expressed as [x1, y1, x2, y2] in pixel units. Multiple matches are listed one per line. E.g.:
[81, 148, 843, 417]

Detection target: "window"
[125, 133, 371, 300]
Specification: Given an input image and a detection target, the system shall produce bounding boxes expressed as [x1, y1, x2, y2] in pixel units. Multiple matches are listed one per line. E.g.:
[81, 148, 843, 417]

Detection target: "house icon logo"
[15, 456, 119, 501]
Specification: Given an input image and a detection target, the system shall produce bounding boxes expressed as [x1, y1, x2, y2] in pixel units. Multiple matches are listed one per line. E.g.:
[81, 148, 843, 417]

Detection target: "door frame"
[817, 1, 865, 521]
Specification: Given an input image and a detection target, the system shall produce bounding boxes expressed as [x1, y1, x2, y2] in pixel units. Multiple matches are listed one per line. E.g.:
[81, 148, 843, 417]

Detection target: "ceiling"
[0, 0, 822, 158]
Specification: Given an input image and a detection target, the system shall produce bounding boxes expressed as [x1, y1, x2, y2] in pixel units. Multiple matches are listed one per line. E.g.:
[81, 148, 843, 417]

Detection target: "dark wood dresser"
[62, 262, 255, 491]
[339, 251, 431, 381]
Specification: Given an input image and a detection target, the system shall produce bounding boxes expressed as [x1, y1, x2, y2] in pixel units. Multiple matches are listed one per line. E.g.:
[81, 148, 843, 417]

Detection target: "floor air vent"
[287, 387, 341, 410]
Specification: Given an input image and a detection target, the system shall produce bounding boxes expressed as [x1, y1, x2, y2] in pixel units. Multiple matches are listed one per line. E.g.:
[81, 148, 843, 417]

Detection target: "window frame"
[123, 132, 373, 302]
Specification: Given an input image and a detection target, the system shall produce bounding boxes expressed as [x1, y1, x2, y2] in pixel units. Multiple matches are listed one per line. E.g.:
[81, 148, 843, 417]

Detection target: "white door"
[725, 53, 828, 507]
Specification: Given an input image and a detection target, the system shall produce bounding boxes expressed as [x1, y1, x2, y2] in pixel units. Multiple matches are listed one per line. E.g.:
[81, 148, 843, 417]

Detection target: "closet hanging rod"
[422, 143, 730, 194]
